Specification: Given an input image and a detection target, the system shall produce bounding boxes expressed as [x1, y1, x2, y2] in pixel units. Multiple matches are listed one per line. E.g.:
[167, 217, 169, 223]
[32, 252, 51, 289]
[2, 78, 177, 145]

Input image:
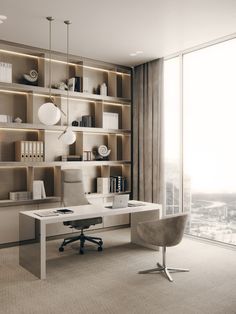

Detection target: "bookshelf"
[0, 40, 132, 245]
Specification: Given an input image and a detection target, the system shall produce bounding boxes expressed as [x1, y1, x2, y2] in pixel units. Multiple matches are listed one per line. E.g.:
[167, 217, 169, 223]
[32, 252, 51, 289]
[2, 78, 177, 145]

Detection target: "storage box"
[97, 177, 110, 194]
[0, 62, 12, 83]
[103, 112, 119, 130]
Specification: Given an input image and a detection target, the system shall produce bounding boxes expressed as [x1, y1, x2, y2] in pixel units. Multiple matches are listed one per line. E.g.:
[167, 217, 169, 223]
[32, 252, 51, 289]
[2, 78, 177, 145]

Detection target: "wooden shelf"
[0, 160, 131, 168]
[0, 122, 131, 134]
[0, 40, 132, 245]
[0, 196, 60, 207]
[0, 82, 131, 104]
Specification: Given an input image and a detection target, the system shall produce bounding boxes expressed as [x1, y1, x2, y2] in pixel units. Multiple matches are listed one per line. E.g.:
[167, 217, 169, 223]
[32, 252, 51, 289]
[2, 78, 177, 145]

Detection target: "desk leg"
[131, 209, 160, 250]
[19, 215, 46, 279]
[40, 222, 46, 279]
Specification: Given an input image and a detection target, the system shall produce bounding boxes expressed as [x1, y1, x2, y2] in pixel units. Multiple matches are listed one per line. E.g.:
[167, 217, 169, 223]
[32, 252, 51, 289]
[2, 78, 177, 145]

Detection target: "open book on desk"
[34, 211, 59, 217]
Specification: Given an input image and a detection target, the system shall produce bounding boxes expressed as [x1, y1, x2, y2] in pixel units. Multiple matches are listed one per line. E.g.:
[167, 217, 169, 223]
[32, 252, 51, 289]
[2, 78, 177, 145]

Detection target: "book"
[9, 191, 32, 201]
[81, 115, 93, 127]
[33, 180, 46, 200]
[68, 77, 75, 91]
[74, 76, 81, 92]
[15, 141, 25, 161]
[34, 211, 59, 217]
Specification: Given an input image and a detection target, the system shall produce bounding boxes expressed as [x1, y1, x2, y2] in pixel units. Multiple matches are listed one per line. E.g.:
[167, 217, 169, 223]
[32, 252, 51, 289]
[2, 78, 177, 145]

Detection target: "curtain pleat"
[133, 58, 164, 203]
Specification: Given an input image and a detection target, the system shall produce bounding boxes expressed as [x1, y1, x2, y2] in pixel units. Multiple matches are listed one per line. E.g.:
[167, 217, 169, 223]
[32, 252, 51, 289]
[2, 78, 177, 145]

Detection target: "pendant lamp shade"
[60, 127, 76, 145]
[38, 102, 61, 125]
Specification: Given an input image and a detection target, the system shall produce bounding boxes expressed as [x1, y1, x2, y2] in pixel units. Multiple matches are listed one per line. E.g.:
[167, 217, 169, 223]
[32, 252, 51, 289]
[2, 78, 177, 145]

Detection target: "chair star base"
[59, 231, 103, 255]
[139, 263, 189, 282]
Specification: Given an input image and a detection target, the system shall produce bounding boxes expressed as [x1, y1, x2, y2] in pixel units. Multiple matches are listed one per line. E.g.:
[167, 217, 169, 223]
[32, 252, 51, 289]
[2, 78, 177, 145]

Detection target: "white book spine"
[21, 141, 25, 162]
[41, 181, 46, 198]
[33, 181, 42, 199]
[40, 141, 44, 161]
[0, 62, 3, 82]
[24, 141, 29, 162]
[32, 141, 37, 162]
[36, 141, 40, 162]
[28, 141, 33, 162]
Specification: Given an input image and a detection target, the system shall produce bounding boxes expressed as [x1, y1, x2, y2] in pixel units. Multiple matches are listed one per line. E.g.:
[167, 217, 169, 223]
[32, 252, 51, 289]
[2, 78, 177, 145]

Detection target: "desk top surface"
[20, 200, 162, 224]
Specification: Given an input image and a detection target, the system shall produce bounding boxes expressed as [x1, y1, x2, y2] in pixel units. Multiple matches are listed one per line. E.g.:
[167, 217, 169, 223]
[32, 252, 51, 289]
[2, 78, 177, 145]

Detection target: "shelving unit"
[0, 40, 132, 245]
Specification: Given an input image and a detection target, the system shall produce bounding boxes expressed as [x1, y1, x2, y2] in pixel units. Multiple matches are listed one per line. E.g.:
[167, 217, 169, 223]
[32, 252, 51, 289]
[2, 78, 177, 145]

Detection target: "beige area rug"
[0, 228, 236, 314]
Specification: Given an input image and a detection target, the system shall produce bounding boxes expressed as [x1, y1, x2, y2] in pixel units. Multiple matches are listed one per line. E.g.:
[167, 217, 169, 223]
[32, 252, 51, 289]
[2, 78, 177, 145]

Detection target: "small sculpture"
[72, 120, 79, 126]
[23, 69, 38, 85]
[53, 82, 68, 90]
[14, 117, 22, 123]
[100, 83, 107, 96]
[94, 145, 111, 160]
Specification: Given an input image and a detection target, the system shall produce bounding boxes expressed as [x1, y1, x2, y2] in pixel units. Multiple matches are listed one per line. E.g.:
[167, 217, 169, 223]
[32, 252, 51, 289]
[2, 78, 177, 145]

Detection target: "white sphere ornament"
[38, 102, 61, 125]
[60, 128, 76, 145]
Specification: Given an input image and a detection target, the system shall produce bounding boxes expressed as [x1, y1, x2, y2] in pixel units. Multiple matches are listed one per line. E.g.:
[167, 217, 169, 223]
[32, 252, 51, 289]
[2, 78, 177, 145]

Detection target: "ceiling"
[0, 0, 236, 67]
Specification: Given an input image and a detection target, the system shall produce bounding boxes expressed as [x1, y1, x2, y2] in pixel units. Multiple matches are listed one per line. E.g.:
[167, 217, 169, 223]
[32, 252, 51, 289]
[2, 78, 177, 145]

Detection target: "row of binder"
[15, 141, 44, 162]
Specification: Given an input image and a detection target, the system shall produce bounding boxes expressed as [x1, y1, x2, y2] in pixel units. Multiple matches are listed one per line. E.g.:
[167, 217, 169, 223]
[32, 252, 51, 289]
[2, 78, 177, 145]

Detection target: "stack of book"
[9, 191, 32, 201]
[80, 115, 94, 127]
[110, 176, 127, 193]
[15, 141, 44, 162]
[0, 62, 12, 83]
[68, 77, 82, 92]
[60, 155, 82, 161]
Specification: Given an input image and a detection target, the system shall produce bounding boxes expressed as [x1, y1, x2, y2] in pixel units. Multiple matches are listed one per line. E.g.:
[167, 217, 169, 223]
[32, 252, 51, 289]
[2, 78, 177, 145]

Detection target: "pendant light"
[38, 17, 61, 125]
[59, 20, 76, 145]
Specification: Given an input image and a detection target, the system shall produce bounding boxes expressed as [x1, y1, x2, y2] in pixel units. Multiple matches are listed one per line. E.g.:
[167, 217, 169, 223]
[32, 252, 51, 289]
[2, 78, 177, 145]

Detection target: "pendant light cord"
[65, 20, 71, 126]
[46, 17, 54, 101]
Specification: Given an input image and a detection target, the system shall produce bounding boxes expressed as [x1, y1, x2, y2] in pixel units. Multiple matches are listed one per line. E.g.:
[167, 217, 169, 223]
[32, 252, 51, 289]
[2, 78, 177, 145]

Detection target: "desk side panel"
[131, 208, 160, 250]
[19, 213, 41, 278]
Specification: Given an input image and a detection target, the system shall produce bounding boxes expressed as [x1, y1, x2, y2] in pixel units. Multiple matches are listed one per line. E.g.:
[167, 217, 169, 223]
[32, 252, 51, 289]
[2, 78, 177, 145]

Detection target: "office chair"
[59, 169, 103, 254]
[137, 213, 189, 282]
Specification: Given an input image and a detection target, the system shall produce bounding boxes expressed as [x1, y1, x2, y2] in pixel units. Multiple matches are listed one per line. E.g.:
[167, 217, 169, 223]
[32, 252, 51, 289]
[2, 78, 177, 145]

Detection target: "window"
[164, 37, 236, 245]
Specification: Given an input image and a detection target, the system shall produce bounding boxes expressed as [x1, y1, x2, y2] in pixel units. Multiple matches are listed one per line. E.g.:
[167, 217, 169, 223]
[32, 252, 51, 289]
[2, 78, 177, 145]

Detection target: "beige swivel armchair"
[137, 213, 189, 282]
[59, 169, 103, 254]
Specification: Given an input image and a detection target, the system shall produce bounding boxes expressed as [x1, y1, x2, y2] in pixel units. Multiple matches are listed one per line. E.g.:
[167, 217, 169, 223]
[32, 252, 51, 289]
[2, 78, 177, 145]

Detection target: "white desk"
[19, 201, 161, 279]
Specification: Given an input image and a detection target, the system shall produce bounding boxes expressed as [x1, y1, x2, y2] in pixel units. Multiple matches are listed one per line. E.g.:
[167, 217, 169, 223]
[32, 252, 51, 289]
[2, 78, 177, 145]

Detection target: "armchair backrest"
[137, 213, 188, 247]
[62, 169, 89, 207]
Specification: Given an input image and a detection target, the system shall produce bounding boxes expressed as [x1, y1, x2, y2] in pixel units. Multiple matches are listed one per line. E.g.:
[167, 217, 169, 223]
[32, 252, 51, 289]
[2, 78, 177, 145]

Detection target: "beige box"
[97, 177, 110, 194]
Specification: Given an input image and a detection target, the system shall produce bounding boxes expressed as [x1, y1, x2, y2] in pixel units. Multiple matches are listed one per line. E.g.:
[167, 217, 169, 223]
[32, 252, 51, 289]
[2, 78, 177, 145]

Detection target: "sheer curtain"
[133, 58, 164, 203]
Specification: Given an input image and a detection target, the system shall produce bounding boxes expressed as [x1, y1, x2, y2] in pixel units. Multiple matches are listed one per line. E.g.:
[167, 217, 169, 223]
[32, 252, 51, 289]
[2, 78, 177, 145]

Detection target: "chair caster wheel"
[98, 246, 103, 252]
[99, 241, 103, 246]
[80, 249, 84, 255]
[59, 247, 64, 252]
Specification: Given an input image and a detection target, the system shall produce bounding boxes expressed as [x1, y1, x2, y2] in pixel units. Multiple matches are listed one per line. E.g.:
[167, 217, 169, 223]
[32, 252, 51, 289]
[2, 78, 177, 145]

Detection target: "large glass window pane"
[163, 57, 181, 215]
[183, 39, 236, 245]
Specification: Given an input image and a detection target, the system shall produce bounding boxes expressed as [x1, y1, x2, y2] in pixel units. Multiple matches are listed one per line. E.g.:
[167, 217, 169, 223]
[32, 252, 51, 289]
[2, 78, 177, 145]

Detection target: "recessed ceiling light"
[0, 15, 7, 20]
[136, 51, 143, 54]
[129, 53, 136, 57]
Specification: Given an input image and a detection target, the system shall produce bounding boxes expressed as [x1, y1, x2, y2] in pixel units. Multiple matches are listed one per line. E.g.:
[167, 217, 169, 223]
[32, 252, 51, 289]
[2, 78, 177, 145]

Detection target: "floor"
[0, 228, 236, 314]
